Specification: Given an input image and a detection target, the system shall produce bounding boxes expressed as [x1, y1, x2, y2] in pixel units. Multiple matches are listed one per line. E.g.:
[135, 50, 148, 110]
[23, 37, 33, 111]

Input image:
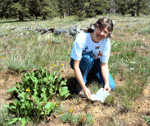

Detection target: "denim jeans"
[70, 51, 115, 93]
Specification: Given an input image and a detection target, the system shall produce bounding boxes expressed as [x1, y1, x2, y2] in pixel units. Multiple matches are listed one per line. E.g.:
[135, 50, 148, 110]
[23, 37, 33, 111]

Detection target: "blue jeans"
[70, 51, 115, 92]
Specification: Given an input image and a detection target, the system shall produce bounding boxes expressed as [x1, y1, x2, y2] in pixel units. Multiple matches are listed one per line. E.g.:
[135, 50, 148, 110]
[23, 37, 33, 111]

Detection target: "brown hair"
[85, 17, 114, 38]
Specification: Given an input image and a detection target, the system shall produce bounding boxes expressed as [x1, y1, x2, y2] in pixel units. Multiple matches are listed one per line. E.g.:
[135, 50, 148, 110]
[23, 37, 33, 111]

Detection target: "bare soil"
[0, 67, 149, 126]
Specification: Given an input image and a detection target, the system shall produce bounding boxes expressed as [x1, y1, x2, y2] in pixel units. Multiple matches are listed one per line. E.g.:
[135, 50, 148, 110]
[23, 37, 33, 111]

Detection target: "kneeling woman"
[70, 17, 115, 99]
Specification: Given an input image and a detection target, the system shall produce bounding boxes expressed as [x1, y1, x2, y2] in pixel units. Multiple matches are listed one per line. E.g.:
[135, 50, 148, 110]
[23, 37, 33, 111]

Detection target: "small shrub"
[114, 86, 125, 96]
[143, 116, 150, 125]
[60, 112, 94, 126]
[61, 112, 72, 123]
[123, 97, 132, 112]
[5, 67, 70, 125]
[105, 95, 115, 106]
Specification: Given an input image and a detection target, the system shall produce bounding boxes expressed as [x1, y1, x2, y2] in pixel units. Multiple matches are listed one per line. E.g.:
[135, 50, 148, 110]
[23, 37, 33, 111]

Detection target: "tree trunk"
[63, 12, 66, 18]
[68, 9, 70, 16]
[19, 11, 24, 21]
[109, 8, 111, 16]
[42, 15, 46, 20]
[136, 0, 140, 16]
[35, 13, 38, 19]
[131, 11, 135, 16]
[121, 11, 125, 15]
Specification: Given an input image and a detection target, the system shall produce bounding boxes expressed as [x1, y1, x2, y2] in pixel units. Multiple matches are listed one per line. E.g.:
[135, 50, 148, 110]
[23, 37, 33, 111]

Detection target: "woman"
[70, 17, 115, 99]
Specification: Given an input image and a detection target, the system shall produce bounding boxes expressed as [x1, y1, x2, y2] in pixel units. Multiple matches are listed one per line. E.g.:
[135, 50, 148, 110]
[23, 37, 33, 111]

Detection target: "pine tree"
[0, 0, 13, 18]
[28, 0, 41, 19]
[11, 0, 30, 21]
[72, 0, 87, 20]
[135, 0, 150, 16]
[114, 0, 129, 15]
[114, 0, 150, 16]
[84, 0, 110, 17]
[57, 0, 75, 18]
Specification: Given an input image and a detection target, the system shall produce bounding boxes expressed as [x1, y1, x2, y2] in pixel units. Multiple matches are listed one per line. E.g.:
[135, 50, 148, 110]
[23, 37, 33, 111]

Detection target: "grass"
[0, 14, 150, 125]
[60, 112, 94, 125]
[0, 107, 22, 126]
[1, 32, 73, 73]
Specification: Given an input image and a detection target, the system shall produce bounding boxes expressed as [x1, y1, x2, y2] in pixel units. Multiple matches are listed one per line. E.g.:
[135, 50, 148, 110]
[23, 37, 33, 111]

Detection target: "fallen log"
[54, 29, 68, 35]
[22, 26, 87, 37]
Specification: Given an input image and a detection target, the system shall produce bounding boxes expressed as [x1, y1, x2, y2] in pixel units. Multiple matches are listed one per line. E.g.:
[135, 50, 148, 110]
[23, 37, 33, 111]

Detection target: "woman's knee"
[109, 73, 115, 90]
[95, 72, 115, 90]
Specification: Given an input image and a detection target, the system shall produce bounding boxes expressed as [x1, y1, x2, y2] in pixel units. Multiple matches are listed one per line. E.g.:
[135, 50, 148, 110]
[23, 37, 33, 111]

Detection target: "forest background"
[0, 0, 150, 21]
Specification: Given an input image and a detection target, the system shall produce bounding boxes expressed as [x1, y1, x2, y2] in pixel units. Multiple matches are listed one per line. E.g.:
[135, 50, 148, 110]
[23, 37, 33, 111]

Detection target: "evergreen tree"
[57, 0, 76, 18]
[0, 0, 149, 20]
[68, 0, 76, 16]
[114, 0, 150, 16]
[40, 0, 56, 19]
[11, 0, 30, 21]
[28, 0, 59, 19]
[114, 0, 129, 15]
[135, 0, 150, 16]
[84, 0, 110, 17]
[93, 0, 110, 15]
[57, 0, 68, 18]
[72, 0, 87, 20]
[0, 0, 13, 18]
[28, 0, 41, 19]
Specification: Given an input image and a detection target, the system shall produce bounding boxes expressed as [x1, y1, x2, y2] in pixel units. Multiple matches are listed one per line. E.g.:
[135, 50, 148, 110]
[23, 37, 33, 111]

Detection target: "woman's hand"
[104, 84, 111, 92]
[83, 87, 91, 99]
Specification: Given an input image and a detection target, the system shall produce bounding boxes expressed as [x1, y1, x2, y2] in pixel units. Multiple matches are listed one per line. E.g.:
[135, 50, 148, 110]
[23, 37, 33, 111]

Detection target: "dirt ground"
[0, 67, 150, 126]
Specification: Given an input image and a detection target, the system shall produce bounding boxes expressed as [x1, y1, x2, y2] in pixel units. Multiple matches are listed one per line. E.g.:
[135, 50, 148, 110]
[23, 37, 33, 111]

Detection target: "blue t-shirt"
[71, 31, 111, 63]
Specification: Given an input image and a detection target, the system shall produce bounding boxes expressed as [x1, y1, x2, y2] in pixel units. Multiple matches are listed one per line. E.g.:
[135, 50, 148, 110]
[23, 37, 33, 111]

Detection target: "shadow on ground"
[65, 77, 79, 94]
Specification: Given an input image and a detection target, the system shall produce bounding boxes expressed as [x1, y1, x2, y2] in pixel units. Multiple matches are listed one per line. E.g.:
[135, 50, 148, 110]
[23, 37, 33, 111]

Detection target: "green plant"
[88, 81, 101, 94]
[0, 106, 22, 126]
[61, 112, 72, 123]
[111, 41, 125, 52]
[61, 111, 94, 126]
[5, 67, 70, 126]
[123, 97, 132, 112]
[143, 116, 150, 124]
[105, 95, 115, 106]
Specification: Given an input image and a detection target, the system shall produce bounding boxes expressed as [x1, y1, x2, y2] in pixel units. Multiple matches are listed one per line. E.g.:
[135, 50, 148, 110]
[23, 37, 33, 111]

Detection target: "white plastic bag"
[90, 88, 110, 103]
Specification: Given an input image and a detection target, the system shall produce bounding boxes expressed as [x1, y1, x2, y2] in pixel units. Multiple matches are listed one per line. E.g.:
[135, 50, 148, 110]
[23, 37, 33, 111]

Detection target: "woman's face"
[92, 26, 109, 43]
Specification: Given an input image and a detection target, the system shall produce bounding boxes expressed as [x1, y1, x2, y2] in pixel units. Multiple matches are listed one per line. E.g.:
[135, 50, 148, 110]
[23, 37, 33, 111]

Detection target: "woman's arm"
[101, 62, 111, 92]
[74, 60, 91, 99]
